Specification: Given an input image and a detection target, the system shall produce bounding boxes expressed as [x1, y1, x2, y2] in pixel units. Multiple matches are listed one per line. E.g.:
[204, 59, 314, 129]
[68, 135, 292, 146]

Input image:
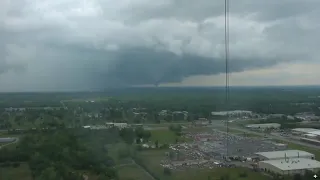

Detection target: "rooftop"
[246, 123, 281, 128]
[292, 128, 319, 133]
[260, 158, 320, 171]
[255, 150, 314, 159]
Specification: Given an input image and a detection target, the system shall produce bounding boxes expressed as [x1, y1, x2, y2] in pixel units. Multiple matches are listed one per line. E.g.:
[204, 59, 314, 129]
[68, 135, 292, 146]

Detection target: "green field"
[0, 163, 32, 180]
[136, 149, 168, 179]
[108, 143, 134, 165]
[150, 129, 178, 144]
[117, 164, 153, 180]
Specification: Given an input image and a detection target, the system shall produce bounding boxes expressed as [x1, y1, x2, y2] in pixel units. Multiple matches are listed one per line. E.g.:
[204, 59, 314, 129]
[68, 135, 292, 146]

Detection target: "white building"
[0, 138, 16, 143]
[105, 122, 128, 129]
[259, 158, 320, 175]
[292, 128, 319, 135]
[246, 123, 281, 129]
[292, 128, 320, 140]
[211, 110, 253, 117]
[255, 150, 315, 161]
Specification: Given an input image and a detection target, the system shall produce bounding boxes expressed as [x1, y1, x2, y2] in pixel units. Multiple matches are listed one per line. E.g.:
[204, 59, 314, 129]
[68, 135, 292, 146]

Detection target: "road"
[210, 123, 320, 150]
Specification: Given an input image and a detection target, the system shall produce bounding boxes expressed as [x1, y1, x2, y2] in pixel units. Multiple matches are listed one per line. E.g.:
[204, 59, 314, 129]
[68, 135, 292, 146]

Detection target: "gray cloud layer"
[1, 0, 320, 91]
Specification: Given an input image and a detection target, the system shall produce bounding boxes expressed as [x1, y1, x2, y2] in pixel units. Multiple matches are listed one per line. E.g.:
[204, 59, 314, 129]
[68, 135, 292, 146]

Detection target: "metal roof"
[246, 123, 281, 128]
[305, 133, 318, 137]
[0, 138, 15, 143]
[292, 128, 319, 133]
[255, 150, 314, 159]
[308, 131, 320, 136]
[260, 158, 320, 171]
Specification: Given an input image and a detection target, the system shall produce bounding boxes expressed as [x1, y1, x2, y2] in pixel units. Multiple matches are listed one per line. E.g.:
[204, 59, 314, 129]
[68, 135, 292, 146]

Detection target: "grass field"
[117, 164, 153, 180]
[0, 163, 32, 180]
[150, 129, 178, 144]
[108, 143, 134, 165]
[136, 149, 168, 179]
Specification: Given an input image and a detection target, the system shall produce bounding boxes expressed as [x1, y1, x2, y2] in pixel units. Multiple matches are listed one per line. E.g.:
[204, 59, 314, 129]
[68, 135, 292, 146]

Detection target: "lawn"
[136, 149, 168, 179]
[108, 143, 134, 165]
[150, 129, 178, 144]
[185, 127, 211, 133]
[117, 164, 153, 180]
[0, 163, 32, 180]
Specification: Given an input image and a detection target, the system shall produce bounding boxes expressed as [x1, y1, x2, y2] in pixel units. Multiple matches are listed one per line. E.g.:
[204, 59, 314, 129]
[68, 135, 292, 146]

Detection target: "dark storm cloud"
[57, 46, 288, 86]
[1, 0, 320, 91]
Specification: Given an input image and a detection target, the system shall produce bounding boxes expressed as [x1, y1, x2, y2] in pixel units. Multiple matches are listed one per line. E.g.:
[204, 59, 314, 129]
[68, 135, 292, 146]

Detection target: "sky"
[1, 0, 320, 91]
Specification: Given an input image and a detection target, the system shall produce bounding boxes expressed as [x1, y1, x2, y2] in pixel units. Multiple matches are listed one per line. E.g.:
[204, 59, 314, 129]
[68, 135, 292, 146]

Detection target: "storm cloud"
[1, 0, 320, 91]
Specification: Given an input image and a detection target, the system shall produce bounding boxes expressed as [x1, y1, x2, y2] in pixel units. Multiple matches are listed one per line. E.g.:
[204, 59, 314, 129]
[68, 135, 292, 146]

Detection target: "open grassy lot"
[150, 129, 178, 144]
[117, 164, 153, 180]
[0, 163, 32, 180]
[136, 149, 168, 179]
[184, 126, 211, 133]
[107, 143, 133, 165]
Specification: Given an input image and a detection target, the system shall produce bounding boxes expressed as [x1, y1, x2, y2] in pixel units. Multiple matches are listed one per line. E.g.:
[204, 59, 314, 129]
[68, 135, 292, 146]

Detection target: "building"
[211, 110, 253, 117]
[255, 150, 315, 161]
[259, 158, 320, 175]
[292, 128, 320, 135]
[0, 138, 16, 143]
[105, 122, 128, 129]
[292, 128, 320, 140]
[246, 123, 281, 129]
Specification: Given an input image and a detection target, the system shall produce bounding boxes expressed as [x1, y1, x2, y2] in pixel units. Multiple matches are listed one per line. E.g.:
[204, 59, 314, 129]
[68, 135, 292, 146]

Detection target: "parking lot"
[161, 128, 287, 170]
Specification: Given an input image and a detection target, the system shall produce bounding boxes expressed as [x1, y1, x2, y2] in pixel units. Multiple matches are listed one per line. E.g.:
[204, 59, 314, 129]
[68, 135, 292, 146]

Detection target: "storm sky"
[1, 0, 320, 91]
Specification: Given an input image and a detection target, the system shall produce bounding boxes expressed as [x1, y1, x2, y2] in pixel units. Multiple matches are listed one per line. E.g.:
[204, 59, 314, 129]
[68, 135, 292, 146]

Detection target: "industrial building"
[105, 122, 128, 129]
[259, 158, 320, 175]
[0, 137, 16, 143]
[245, 123, 281, 129]
[211, 110, 253, 117]
[291, 128, 320, 141]
[291, 128, 320, 135]
[255, 150, 315, 160]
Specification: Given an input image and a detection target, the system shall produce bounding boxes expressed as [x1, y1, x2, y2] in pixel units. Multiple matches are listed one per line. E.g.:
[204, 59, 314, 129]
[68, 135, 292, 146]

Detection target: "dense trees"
[0, 128, 119, 180]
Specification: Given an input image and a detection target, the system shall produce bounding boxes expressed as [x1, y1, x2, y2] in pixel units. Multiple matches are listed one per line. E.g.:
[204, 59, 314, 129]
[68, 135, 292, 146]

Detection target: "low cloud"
[1, 0, 320, 91]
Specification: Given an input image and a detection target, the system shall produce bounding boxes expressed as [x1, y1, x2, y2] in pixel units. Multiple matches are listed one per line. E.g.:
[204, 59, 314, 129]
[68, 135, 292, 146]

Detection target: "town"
[1, 88, 320, 180]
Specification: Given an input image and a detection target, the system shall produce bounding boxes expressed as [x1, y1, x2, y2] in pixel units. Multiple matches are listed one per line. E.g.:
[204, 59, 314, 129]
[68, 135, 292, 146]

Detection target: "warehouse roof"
[246, 123, 281, 128]
[308, 131, 320, 136]
[292, 128, 319, 133]
[260, 158, 320, 171]
[0, 138, 15, 143]
[255, 150, 314, 159]
[305, 133, 318, 137]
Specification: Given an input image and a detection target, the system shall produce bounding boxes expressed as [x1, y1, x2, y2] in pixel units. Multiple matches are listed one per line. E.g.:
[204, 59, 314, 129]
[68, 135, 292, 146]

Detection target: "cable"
[224, 0, 230, 158]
